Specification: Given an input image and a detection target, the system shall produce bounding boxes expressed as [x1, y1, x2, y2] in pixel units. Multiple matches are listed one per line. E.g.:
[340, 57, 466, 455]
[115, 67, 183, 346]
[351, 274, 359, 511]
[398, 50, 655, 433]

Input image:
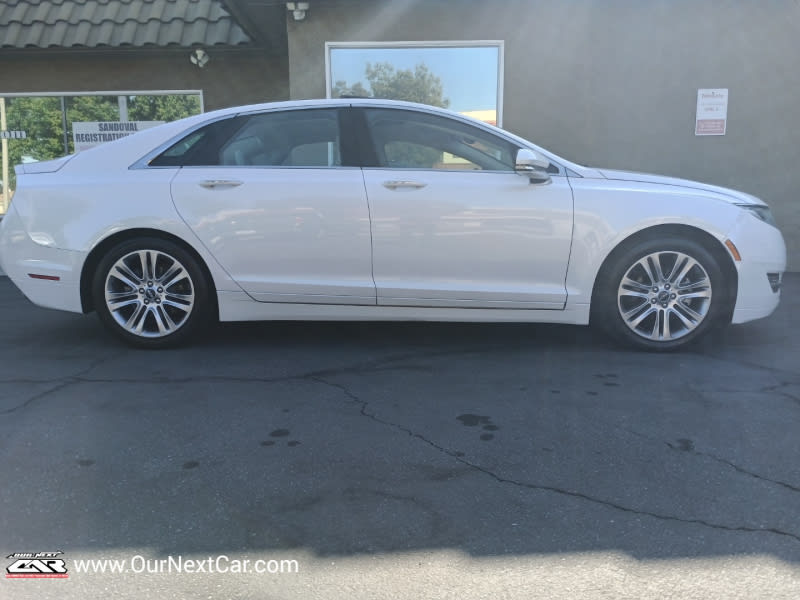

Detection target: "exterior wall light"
[190, 48, 210, 68]
[286, 2, 309, 21]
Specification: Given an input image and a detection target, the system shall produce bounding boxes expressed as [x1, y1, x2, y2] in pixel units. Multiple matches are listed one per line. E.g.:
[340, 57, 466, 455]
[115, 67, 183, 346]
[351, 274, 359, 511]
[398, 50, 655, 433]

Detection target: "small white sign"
[73, 121, 163, 152]
[0, 130, 26, 139]
[695, 89, 728, 136]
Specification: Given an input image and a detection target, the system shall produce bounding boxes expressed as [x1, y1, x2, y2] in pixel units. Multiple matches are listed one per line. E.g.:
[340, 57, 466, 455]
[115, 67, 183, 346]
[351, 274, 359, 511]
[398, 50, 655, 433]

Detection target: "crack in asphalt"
[311, 375, 800, 545]
[0, 352, 130, 414]
[0, 348, 485, 419]
[0, 347, 485, 387]
[618, 426, 800, 495]
[4, 338, 798, 544]
[687, 381, 800, 403]
[761, 382, 800, 407]
[0, 381, 74, 415]
[665, 441, 800, 494]
[688, 350, 800, 383]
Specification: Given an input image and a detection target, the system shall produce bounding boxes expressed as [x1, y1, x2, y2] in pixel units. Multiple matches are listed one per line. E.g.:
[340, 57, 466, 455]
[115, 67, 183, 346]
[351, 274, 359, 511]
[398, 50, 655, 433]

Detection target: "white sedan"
[0, 99, 786, 350]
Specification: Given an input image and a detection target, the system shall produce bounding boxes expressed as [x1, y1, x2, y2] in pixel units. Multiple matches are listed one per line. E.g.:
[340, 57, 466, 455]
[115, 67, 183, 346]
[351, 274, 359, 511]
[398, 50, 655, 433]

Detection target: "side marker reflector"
[28, 273, 61, 281]
[724, 239, 741, 262]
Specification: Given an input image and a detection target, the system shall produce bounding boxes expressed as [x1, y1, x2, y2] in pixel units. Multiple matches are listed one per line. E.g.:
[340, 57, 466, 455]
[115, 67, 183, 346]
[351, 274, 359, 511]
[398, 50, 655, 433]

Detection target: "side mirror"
[515, 148, 551, 184]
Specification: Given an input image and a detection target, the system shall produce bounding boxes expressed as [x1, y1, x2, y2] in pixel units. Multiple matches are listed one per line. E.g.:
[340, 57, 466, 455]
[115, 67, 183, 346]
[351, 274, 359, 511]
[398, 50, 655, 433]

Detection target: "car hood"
[595, 168, 765, 206]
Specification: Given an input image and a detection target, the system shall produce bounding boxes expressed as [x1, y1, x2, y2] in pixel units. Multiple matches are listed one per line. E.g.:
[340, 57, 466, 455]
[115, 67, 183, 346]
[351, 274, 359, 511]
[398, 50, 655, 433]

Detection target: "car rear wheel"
[596, 237, 725, 351]
[92, 238, 209, 348]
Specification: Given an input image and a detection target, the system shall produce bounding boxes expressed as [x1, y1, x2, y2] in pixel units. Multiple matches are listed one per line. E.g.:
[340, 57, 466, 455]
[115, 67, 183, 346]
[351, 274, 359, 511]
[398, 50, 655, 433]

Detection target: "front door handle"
[199, 179, 243, 189]
[382, 180, 427, 190]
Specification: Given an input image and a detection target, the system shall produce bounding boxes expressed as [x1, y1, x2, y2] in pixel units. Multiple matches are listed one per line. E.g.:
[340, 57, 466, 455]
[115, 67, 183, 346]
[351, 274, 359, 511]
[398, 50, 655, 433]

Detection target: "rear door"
[167, 107, 376, 305]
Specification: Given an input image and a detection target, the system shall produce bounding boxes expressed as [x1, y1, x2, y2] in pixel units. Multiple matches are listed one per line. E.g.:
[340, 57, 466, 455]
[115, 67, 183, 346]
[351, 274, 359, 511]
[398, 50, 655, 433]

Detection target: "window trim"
[134, 103, 568, 176]
[325, 40, 505, 128]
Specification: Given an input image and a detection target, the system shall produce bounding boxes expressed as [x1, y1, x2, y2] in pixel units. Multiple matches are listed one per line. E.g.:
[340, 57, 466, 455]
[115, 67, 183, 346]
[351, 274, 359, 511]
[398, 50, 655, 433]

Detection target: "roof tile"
[0, 0, 252, 49]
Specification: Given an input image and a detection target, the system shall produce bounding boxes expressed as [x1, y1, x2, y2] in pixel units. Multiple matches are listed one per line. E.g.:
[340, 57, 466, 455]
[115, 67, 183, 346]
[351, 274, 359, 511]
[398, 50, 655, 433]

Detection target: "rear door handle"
[199, 179, 243, 189]
[382, 180, 427, 190]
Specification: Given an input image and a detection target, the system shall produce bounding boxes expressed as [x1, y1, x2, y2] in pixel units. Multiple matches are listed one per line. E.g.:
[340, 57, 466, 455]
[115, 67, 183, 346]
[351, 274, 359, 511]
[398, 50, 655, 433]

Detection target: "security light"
[286, 2, 309, 21]
[190, 48, 209, 68]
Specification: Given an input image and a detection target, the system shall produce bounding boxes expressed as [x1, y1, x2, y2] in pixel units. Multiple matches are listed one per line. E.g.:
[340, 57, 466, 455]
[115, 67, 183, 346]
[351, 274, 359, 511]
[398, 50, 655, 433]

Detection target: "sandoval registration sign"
[73, 121, 163, 152]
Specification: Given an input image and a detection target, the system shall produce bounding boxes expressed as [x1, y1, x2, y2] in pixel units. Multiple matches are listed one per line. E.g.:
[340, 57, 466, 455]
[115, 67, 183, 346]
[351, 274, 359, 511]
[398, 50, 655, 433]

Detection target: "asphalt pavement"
[0, 274, 798, 599]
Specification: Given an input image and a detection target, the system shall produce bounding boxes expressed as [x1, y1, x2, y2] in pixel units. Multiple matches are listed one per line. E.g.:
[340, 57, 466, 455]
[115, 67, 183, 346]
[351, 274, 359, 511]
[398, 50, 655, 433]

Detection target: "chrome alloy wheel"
[104, 249, 195, 338]
[617, 251, 713, 342]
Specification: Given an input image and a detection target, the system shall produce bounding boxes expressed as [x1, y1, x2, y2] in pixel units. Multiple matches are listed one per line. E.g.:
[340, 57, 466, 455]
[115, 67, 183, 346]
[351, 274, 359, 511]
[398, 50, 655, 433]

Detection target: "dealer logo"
[6, 551, 68, 579]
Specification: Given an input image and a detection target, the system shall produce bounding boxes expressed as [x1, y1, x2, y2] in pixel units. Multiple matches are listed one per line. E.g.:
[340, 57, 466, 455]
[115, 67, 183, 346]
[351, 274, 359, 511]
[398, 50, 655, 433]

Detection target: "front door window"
[364, 108, 516, 171]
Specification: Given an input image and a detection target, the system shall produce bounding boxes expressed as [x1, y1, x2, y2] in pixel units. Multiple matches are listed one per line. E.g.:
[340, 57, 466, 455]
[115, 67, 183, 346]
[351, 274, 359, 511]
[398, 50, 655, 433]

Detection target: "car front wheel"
[92, 238, 209, 348]
[596, 238, 726, 351]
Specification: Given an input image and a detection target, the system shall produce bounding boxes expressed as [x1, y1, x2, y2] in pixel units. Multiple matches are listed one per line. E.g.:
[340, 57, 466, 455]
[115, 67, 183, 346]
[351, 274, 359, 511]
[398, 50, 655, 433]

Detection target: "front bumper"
[727, 212, 786, 324]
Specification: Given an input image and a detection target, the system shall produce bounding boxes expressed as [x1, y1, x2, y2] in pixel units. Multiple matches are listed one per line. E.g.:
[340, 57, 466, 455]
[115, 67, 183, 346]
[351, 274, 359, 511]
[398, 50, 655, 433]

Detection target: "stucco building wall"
[0, 51, 288, 111]
[288, 0, 800, 268]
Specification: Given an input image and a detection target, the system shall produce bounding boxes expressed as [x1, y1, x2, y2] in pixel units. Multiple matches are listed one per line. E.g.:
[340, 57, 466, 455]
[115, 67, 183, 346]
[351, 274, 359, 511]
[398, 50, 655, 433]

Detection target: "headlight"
[737, 204, 777, 227]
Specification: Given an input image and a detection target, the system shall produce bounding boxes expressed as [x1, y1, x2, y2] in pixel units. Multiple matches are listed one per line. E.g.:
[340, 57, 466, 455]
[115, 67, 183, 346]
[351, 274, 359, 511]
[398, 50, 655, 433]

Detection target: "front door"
[360, 107, 573, 309]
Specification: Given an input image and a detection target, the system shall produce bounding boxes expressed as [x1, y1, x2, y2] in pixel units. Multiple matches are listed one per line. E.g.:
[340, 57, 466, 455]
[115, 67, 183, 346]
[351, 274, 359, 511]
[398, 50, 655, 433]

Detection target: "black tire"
[593, 237, 726, 351]
[92, 237, 210, 348]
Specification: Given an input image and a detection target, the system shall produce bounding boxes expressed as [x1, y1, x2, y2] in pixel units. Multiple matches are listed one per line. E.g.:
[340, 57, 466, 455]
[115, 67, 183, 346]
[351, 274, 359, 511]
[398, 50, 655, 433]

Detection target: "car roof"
[223, 97, 456, 117]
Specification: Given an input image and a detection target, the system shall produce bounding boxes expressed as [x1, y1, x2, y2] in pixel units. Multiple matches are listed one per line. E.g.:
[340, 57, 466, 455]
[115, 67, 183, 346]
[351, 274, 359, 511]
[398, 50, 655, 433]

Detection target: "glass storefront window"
[326, 42, 503, 126]
[0, 91, 203, 212]
[126, 94, 202, 122]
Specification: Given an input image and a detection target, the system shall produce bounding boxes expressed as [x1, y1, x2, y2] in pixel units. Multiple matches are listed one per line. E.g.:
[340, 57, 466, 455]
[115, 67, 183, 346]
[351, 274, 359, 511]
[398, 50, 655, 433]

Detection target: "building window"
[0, 91, 203, 211]
[326, 41, 504, 126]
